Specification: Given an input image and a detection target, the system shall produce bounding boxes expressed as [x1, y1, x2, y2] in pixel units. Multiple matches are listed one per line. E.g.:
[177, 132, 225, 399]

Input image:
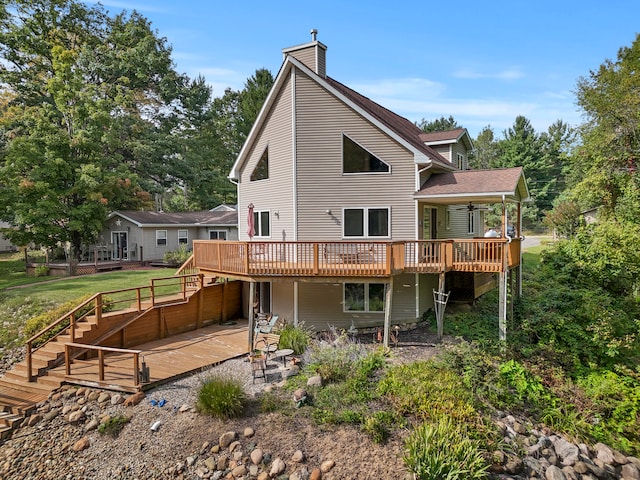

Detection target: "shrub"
[23, 294, 94, 345]
[304, 328, 368, 383]
[403, 416, 489, 480]
[98, 415, 130, 437]
[196, 375, 245, 418]
[163, 244, 191, 266]
[33, 265, 49, 277]
[278, 322, 312, 354]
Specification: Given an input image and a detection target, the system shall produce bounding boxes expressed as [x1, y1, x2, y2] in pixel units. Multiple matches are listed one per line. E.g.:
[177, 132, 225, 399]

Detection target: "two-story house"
[191, 32, 529, 343]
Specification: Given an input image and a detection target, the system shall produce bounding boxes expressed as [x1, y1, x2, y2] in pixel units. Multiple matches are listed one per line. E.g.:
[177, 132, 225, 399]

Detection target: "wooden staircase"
[0, 271, 207, 440]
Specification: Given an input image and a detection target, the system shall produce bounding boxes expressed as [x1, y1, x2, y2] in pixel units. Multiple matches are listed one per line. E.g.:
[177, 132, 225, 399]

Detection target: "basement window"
[344, 282, 385, 312]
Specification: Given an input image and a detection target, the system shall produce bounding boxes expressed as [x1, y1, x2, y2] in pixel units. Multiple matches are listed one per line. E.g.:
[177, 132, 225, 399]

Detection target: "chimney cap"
[310, 28, 318, 41]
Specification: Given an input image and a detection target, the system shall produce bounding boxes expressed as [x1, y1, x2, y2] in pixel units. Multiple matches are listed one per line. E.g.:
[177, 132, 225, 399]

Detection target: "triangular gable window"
[343, 135, 390, 174]
[251, 147, 269, 181]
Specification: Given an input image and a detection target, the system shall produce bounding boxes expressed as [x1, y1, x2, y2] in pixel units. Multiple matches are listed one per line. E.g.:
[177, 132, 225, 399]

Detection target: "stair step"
[0, 377, 54, 395]
[0, 411, 23, 429]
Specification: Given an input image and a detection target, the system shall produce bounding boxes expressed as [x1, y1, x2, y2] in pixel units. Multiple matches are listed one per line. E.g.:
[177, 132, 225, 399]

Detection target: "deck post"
[248, 281, 256, 351]
[26, 342, 32, 382]
[383, 277, 394, 348]
[98, 350, 105, 381]
[498, 270, 508, 342]
[437, 273, 446, 341]
[133, 353, 140, 386]
[95, 294, 102, 327]
[197, 274, 204, 328]
[65, 345, 71, 376]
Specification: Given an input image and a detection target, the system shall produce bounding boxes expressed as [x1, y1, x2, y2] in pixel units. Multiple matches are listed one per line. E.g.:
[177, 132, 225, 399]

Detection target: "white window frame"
[178, 229, 188, 244]
[457, 153, 464, 170]
[343, 282, 386, 313]
[467, 211, 476, 235]
[342, 206, 390, 238]
[342, 133, 391, 175]
[253, 210, 271, 238]
[156, 230, 167, 247]
[209, 230, 227, 240]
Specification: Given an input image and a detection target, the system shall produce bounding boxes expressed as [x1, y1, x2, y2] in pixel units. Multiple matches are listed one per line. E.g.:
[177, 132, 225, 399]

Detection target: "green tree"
[574, 33, 640, 218]
[417, 115, 460, 133]
[469, 125, 498, 169]
[0, 0, 193, 260]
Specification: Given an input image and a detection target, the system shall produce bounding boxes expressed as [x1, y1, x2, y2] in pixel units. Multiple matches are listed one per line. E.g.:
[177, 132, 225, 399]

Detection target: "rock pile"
[490, 414, 640, 479]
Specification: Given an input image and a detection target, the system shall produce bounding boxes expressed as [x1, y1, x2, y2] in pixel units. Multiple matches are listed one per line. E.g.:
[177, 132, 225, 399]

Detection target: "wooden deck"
[48, 320, 249, 392]
[192, 239, 521, 279]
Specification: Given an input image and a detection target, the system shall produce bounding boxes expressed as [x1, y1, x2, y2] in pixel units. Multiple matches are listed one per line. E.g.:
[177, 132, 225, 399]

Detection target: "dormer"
[282, 28, 327, 77]
[419, 128, 474, 170]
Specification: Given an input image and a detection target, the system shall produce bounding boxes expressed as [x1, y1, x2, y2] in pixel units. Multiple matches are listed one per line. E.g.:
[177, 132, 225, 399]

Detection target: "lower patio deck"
[49, 320, 249, 392]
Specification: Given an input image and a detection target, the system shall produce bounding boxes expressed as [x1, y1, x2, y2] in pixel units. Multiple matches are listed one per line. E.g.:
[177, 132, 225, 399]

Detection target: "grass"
[0, 251, 56, 290]
[197, 375, 246, 418]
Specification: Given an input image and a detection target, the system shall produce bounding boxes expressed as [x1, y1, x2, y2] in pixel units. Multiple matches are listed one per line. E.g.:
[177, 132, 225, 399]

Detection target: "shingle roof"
[419, 128, 466, 143]
[324, 77, 452, 169]
[415, 167, 528, 202]
[110, 210, 237, 227]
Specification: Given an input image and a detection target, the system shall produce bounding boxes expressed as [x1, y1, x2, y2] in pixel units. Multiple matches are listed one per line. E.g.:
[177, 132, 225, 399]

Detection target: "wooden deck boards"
[49, 320, 249, 392]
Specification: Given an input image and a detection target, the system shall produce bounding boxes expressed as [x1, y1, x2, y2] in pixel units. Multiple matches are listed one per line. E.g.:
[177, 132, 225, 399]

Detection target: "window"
[209, 230, 227, 240]
[342, 135, 390, 174]
[343, 207, 389, 238]
[253, 210, 270, 237]
[156, 230, 167, 246]
[178, 230, 188, 244]
[344, 282, 386, 312]
[456, 153, 465, 170]
[467, 211, 476, 235]
[250, 147, 269, 181]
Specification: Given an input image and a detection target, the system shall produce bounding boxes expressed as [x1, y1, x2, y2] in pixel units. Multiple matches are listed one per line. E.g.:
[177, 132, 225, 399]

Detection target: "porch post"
[383, 277, 394, 348]
[248, 281, 256, 352]
[517, 201, 523, 297]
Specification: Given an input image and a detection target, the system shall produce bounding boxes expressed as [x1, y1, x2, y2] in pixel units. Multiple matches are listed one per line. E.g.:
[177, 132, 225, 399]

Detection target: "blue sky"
[91, 0, 639, 138]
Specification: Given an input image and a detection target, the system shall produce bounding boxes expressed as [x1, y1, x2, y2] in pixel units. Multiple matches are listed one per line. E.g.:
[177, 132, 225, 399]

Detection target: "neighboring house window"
[250, 147, 269, 181]
[253, 210, 271, 237]
[178, 230, 188, 244]
[344, 282, 386, 312]
[156, 230, 167, 246]
[467, 212, 476, 235]
[342, 134, 390, 174]
[445, 210, 451, 230]
[343, 207, 389, 238]
[457, 153, 464, 170]
[209, 230, 227, 240]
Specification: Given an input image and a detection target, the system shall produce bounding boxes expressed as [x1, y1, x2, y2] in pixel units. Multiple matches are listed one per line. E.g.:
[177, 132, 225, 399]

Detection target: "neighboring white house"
[0, 221, 18, 252]
[99, 207, 238, 262]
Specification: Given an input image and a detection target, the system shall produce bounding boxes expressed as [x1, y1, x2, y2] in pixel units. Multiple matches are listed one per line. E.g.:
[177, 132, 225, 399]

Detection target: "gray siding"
[452, 142, 468, 170]
[239, 73, 295, 241]
[294, 71, 416, 241]
[431, 144, 451, 162]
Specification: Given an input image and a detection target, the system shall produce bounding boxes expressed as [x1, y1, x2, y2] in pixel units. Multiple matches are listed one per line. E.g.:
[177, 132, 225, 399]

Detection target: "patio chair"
[254, 314, 279, 335]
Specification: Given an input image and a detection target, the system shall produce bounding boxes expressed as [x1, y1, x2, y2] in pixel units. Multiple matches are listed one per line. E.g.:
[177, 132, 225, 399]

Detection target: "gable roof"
[419, 128, 474, 150]
[108, 210, 238, 228]
[230, 55, 455, 179]
[415, 167, 530, 204]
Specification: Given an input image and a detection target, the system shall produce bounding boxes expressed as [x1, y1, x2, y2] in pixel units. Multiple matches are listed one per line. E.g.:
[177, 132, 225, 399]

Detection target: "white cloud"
[453, 68, 526, 81]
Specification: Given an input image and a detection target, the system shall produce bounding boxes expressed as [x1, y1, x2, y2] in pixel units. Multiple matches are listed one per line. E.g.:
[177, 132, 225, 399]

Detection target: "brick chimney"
[282, 29, 327, 77]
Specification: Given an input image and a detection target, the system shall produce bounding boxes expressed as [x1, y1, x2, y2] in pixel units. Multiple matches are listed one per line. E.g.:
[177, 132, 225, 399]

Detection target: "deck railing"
[24, 273, 202, 382]
[193, 239, 520, 278]
[64, 343, 143, 387]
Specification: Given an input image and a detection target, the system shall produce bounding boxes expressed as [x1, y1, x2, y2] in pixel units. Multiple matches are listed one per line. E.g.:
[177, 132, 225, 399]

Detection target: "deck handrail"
[175, 254, 197, 276]
[64, 342, 143, 387]
[24, 273, 203, 382]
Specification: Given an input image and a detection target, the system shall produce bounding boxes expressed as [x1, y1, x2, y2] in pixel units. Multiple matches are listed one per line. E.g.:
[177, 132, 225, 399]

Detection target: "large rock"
[270, 457, 286, 477]
[72, 437, 90, 452]
[124, 391, 145, 406]
[621, 463, 640, 479]
[251, 448, 264, 465]
[320, 460, 335, 473]
[545, 465, 567, 480]
[554, 437, 579, 466]
[219, 431, 236, 448]
[68, 410, 85, 424]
